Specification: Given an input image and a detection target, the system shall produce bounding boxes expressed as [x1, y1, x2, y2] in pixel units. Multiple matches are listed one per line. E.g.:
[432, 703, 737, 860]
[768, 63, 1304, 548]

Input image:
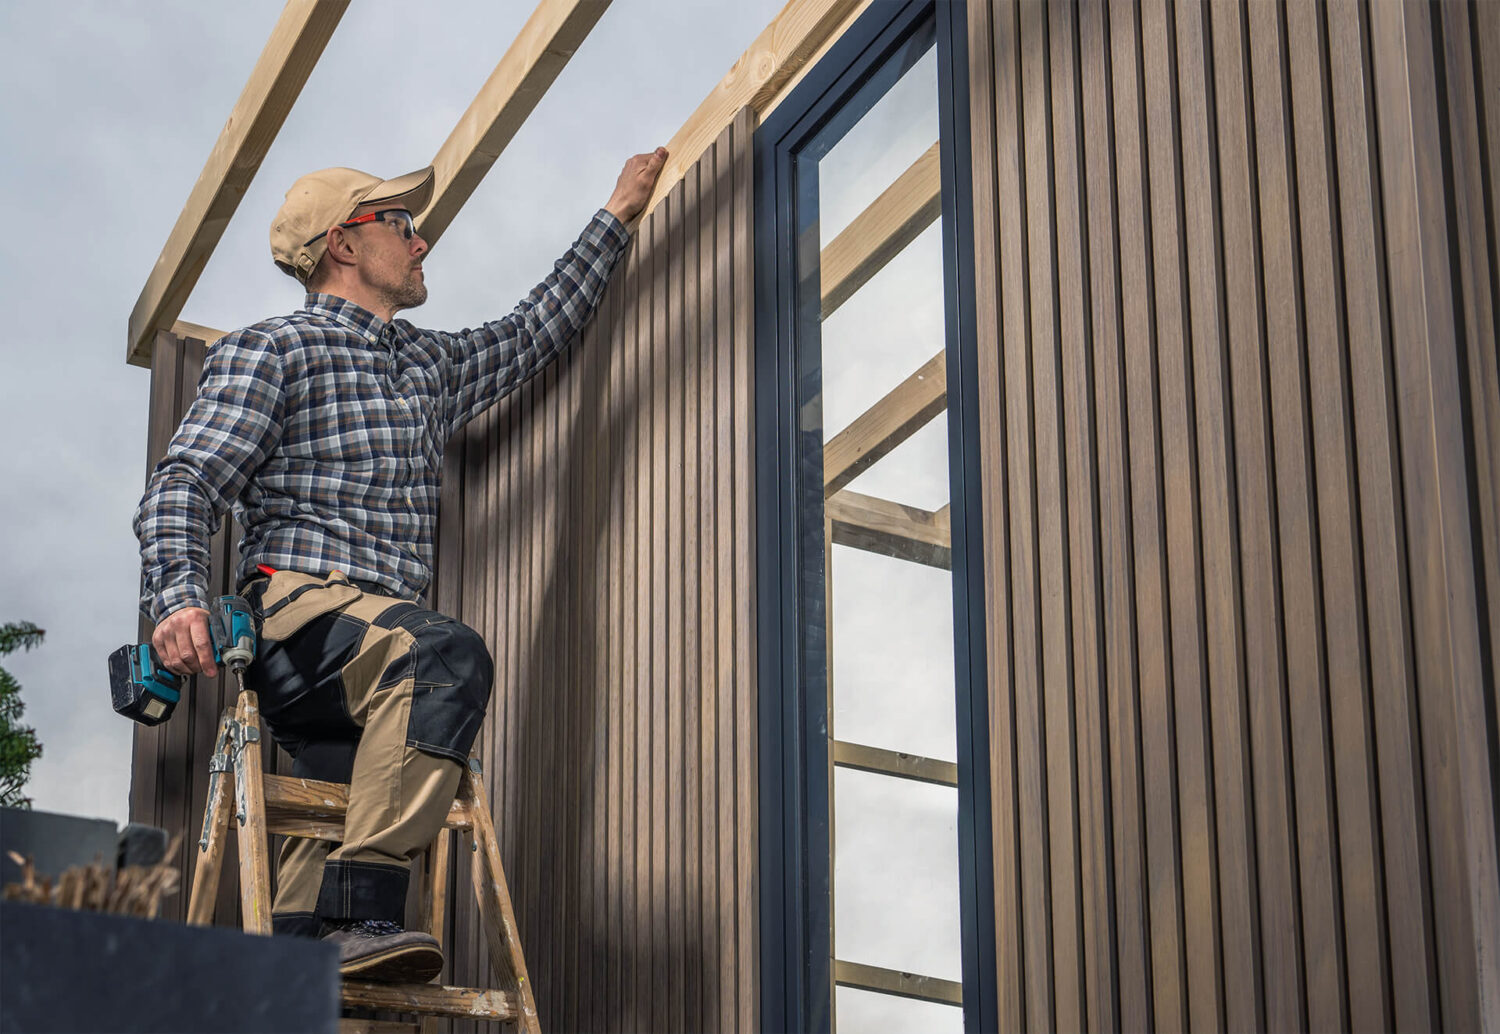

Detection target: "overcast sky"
[0, 4, 962, 1027]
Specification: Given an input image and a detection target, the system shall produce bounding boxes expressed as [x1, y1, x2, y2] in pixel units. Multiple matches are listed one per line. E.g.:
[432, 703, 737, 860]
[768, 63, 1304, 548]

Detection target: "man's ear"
[322, 225, 359, 269]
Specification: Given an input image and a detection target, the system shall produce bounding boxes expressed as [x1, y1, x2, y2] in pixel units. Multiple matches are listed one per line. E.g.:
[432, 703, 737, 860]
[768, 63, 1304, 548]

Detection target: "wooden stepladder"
[186, 686, 540, 1033]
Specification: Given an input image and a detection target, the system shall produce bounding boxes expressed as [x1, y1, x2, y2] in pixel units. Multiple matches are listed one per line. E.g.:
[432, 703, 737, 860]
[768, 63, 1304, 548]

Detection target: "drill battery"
[108, 643, 181, 726]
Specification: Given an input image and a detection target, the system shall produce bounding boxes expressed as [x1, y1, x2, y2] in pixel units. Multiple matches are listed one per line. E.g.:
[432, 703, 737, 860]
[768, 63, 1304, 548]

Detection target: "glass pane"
[818, 47, 939, 244]
[833, 767, 962, 979]
[831, 544, 956, 762]
[821, 221, 948, 459]
[805, 21, 958, 1026]
[835, 987, 965, 1034]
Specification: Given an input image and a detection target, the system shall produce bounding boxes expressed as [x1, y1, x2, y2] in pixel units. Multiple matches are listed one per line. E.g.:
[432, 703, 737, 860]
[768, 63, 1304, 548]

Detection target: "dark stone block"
[0, 901, 339, 1033]
[116, 822, 169, 868]
[0, 807, 119, 885]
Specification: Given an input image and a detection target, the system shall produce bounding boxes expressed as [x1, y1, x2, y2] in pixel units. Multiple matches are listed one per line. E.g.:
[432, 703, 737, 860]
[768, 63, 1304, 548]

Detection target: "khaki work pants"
[243, 571, 493, 933]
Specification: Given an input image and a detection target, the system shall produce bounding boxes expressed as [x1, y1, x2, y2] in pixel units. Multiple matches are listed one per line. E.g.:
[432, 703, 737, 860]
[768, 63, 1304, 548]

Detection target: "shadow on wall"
[446, 140, 748, 1034]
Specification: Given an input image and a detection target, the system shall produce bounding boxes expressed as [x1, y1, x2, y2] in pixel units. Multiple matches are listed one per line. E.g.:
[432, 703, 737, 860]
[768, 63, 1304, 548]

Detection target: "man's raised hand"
[604, 147, 669, 224]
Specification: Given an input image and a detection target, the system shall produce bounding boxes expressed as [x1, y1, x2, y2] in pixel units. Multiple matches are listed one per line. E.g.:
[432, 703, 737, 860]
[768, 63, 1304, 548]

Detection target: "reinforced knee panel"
[375, 608, 494, 763]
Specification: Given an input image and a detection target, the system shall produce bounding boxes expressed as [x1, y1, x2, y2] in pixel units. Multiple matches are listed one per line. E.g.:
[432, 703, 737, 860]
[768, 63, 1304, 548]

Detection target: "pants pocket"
[254, 570, 363, 643]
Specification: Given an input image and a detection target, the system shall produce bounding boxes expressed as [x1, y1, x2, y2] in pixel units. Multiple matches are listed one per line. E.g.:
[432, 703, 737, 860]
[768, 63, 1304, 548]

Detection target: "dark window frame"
[754, 3, 996, 1031]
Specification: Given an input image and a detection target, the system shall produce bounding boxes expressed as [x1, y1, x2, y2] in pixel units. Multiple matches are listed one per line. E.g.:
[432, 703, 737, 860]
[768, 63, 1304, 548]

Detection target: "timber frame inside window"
[754, 2, 997, 1030]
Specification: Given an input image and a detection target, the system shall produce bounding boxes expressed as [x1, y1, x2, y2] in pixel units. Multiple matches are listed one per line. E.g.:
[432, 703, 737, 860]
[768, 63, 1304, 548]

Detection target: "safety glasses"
[304, 208, 416, 247]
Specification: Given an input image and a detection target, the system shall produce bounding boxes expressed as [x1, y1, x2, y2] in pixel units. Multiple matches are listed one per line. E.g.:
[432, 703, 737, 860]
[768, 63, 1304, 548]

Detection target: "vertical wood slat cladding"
[437, 111, 757, 1033]
[967, 1, 1500, 1030]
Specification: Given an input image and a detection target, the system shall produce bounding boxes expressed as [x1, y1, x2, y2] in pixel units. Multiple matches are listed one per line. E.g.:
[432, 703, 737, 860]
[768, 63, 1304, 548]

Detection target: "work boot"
[320, 919, 443, 983]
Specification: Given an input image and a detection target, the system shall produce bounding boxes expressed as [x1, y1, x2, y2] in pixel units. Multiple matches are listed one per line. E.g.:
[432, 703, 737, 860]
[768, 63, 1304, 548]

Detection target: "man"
[133, 148, 666, 982]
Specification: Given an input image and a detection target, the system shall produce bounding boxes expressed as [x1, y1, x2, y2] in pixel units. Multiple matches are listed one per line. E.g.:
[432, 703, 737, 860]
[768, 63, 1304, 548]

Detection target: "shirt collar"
[302, 293, 391, 345]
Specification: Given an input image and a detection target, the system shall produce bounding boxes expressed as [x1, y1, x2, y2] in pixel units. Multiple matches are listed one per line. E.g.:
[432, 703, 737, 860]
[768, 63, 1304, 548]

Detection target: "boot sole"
[339, 942, 444, 984]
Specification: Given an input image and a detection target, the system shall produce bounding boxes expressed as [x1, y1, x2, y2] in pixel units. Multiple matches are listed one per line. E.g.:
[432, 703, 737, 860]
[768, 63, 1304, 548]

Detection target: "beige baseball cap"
[270, 165, 435, 282]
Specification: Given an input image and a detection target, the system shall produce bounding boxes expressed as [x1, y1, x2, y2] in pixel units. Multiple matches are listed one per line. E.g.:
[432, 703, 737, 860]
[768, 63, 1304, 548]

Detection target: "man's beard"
[382, 270, 428, 312]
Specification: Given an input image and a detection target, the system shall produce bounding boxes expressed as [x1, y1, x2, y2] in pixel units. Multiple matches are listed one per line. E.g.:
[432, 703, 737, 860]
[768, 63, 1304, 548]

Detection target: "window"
[756, 3, 993, 1030]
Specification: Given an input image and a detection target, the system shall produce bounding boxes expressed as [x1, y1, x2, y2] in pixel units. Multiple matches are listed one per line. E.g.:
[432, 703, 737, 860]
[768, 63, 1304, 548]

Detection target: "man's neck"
[310, 282, 397, 323]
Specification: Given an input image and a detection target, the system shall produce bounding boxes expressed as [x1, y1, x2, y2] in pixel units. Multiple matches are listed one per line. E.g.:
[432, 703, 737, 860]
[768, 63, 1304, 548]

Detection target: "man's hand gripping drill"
[109, 595, 257, 726]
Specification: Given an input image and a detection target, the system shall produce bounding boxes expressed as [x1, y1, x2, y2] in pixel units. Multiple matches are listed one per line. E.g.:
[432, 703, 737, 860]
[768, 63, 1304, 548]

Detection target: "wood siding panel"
[437, 112, 757, 1033]
[967, 0, 1499, 1028]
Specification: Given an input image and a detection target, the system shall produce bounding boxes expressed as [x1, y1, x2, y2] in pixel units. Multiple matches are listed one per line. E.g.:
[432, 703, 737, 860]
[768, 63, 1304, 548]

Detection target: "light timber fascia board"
[824, 349, 946, 496]
[171, 320, 229, 347]
[756, 0, 872, 121]
[833, 960, 964, 1006]
[825, 489, 951, 569]
[126, 0, 350, 368]
[831, 739, 958, 787]
[635, 0, 869, 226]
[415, 0, 612, 246]
[820, 139, 941, 319]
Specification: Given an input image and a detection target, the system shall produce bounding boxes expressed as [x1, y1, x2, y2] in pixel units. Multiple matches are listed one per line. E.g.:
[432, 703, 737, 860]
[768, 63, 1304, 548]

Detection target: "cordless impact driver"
[109, 595, 256, 726]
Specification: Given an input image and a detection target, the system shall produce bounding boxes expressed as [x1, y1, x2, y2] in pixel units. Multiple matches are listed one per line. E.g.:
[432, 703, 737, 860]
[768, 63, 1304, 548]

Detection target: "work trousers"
[241, 570, 493, 935]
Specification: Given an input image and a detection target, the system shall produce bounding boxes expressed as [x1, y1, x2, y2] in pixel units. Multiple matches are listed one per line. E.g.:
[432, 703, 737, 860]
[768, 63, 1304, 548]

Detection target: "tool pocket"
[253, 570, 363, 643]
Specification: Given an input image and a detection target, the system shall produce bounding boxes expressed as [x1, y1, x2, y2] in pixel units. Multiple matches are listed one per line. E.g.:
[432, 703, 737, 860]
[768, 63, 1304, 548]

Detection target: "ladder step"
[262, 774, 474, 840]
[340, 980, 518, 1022]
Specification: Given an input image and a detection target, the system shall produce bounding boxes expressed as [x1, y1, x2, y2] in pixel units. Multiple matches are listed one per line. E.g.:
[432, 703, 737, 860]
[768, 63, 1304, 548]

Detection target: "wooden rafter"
[820, 139, 941, 319]
[151, 0, 871, 351]
[126, 0, 350, 367]
[824, 350, 946, 496]
[637, 0, 869, 224]
[832, 739, 958, 787]
[826, 489, 951, 569]
[833, 959, 963, 1006]
[415, 0, 613, 246]
[171, 320, 228, 347]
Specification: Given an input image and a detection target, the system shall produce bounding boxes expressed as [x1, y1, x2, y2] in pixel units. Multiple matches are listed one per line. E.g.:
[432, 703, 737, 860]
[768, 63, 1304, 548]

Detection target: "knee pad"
[393, 612, 494, 763]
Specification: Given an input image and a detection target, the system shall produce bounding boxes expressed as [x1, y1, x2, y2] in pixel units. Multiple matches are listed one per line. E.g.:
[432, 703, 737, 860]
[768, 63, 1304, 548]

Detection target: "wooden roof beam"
[832, 739, 958, 787]
[820, 139, 941, 319]
[833, 959, 964, 1006]
[825, 489, 951, 569]
[170, 320, 228, 347]
[415, 0, 613, 246]
[824, 349, 946, 496]
[126, 0, 350, 367]
[637, 0, 870, 225]
[157, 0, 878, 356]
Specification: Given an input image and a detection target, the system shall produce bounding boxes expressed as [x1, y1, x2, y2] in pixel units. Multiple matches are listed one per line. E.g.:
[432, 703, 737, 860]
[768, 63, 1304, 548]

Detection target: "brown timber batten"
[967, 0, 1500, 1031]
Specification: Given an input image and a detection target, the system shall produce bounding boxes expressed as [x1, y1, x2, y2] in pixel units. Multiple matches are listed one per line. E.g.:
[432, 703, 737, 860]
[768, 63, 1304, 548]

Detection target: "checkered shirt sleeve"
[434, 209, 630, 435]
[133, 331, 286, 621]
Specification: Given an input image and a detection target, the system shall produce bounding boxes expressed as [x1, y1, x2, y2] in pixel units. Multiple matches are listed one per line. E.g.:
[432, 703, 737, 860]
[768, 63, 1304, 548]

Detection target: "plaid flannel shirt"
[134, 209, 630, 623]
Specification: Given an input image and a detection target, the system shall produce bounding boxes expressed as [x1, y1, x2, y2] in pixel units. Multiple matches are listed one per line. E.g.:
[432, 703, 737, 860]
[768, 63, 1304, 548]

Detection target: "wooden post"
[232, 689, 273, 935]
[418, 829, 452, 1034]
[460, 765, 539, 1034]
[186, 711, 237, 926]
